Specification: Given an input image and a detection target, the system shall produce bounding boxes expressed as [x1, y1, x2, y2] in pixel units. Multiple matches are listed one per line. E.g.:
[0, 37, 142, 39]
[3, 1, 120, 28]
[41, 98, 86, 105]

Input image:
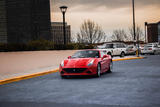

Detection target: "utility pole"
[132, 0, 136, 45]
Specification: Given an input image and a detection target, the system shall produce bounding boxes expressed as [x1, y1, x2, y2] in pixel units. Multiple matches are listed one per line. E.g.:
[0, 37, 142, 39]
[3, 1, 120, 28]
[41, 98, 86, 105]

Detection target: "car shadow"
[62, 72, 114, 80]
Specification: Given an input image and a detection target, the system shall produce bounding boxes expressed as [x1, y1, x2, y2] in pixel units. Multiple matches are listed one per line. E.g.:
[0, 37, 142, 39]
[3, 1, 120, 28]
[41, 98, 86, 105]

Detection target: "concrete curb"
[112, 57, 145, 61]
[0, 69, 59, 85]
[0, 57, 145, 85]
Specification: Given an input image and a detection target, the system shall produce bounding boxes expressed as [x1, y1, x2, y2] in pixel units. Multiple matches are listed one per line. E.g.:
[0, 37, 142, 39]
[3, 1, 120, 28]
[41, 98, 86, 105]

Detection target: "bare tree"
[112, 29, 128, 41]
[70, 32, 77, 43]
[129, 25, 144, 41]
[77, 20, 106, 44]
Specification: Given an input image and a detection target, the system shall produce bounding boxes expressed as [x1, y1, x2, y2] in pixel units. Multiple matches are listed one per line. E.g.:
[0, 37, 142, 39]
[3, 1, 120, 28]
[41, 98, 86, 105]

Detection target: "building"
[0, 0, 7, 43]
[158, 23, 160, 44]
[51, 22, 71, 44]
[147, 21, 160, 44]
[0, 0, 52, 44]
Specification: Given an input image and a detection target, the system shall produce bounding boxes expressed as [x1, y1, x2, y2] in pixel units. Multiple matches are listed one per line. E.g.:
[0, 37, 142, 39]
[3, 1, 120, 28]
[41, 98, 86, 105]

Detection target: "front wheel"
[96, 64, 101, 77]
[120, 52, 125, 57]
[153, 50, 156, 55]
[141, 53, 144, 55]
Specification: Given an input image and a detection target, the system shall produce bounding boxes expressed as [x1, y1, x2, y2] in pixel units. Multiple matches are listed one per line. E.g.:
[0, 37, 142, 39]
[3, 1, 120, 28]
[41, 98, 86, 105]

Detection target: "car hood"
[64, 58, 95, 67]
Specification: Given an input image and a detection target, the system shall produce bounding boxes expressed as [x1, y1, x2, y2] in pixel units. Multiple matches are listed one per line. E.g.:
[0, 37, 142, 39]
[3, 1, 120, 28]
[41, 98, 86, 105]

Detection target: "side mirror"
[68, 56, 71, 59]
[103, 55, 108, 58]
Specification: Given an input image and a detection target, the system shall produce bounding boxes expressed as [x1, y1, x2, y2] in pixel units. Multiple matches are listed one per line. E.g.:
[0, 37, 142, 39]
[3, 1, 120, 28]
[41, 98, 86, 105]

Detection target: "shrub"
[0, 43, 7, 52]
[8, 44, 28, 51]
[0, 41, 94, 52]
[84, 44, 94, 49]
[54, 44, 66, 50]
[27, 39, 54, 50]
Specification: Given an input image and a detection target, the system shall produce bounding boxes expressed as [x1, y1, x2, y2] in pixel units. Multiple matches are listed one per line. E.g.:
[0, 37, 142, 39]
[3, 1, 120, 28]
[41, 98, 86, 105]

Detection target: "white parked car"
[97, 43, 127, 57]
[126, 45, 137, 55]
[141, 43, 160, 55]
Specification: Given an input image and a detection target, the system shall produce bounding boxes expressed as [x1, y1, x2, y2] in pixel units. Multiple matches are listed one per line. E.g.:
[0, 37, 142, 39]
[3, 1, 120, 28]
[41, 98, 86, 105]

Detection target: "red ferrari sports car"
[59, 49, 113, 78]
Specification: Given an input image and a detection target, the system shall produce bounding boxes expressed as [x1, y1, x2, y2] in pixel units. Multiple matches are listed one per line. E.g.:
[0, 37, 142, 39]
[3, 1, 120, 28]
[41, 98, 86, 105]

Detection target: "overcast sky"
[51, 0, 160, 36]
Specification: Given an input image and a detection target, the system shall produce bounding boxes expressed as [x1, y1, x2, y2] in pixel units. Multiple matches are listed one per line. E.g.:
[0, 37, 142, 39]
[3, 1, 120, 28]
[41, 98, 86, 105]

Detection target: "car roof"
[105, 42, 124, 44]
[78, 49, 105, 52]
[79, 49, 100, 51]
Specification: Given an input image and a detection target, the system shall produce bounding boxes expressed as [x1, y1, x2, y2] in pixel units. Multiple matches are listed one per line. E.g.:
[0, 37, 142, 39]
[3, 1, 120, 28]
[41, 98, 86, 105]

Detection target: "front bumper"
[59, 66, 97, 76]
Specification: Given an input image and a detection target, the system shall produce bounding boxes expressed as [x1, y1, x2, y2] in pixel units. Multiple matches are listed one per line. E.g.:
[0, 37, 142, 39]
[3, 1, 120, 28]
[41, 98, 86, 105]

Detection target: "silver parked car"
[126, 45, 137, 55]
[141, 43, 160, 55]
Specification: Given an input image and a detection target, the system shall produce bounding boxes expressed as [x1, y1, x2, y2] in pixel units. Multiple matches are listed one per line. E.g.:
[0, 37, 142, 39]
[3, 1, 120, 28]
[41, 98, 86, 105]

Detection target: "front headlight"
[88, 59, 94, 66]
[61, 61, 64, 67]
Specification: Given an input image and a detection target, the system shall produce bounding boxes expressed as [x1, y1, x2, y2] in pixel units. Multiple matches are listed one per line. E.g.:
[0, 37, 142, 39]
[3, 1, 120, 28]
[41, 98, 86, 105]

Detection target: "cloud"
[51, 0, 160, 12]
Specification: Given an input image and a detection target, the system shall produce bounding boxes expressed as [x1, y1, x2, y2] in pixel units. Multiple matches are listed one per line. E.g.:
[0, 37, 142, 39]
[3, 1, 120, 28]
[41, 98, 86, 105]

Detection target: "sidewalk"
[0, 50, 143, 80]
[0, 50, 76, 80]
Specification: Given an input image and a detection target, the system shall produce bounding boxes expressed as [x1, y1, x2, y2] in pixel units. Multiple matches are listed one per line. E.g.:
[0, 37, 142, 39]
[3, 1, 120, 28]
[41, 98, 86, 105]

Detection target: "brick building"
[147, 21, 160, 44]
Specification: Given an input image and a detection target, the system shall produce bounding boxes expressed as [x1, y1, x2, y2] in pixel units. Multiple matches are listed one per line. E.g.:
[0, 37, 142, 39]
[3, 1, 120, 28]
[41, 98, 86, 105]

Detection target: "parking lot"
[0, 50, 143, 80]
[0, 55, 160, 107]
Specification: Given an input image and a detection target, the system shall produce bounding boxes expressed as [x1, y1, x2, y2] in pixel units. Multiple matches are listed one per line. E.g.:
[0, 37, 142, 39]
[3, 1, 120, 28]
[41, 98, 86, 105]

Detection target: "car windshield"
[105, 44, 113, 48]
[72, 50, 100, 58]
[127, 46, 133, 48]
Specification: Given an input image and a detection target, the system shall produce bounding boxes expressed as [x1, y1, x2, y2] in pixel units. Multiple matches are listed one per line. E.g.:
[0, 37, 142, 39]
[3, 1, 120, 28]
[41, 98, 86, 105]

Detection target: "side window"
[95, 51, 100, 58]
[113, 44, 117, 48]
[100, 51, 105, 57]
[117, 43, 125, 48]
[121, 44, 126, 48]
[154, 44, 158, 48]
[116, 44, 121, 48]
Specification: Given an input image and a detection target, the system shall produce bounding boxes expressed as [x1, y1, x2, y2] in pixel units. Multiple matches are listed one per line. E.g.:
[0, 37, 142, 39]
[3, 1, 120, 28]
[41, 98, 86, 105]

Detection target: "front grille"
[63, 68, 87, 73]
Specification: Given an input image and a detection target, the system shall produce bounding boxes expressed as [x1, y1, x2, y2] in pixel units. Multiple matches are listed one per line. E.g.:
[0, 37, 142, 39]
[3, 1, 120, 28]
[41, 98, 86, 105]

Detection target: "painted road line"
[0, 69, 59, 85]
[0, 57, 145, 85]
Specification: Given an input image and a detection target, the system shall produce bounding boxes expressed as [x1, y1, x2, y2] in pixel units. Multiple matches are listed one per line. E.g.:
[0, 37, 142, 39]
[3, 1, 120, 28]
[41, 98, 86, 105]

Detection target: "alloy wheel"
[97, 64, 101, 77]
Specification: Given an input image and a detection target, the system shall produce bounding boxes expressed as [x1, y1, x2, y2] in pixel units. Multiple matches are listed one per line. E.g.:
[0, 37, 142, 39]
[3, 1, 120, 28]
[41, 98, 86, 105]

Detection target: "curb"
[0, 57, 145, 85]
[0, 69, 59, 85]
[113, 57, 145, 61]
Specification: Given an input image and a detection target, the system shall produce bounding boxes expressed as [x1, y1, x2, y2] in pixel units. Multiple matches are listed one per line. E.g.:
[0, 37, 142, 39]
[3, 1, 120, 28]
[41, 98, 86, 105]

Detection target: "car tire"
[108, 61, 113, 73]
[61, 75, 67, 79]
[153, 50, 156, 55]
[96, 64, 101, 77]
[120, 52, 125, 57]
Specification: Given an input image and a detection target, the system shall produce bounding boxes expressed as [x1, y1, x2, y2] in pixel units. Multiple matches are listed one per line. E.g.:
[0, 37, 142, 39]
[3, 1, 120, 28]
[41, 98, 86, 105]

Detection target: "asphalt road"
[0, 55, 160, 107]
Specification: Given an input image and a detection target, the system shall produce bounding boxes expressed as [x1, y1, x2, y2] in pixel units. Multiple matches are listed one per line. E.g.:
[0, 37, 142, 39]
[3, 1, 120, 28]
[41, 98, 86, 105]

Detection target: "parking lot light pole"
[60, 6, 68, 45]
[137, 34, 140, 57]
[132, 0, 136, 46]
[132, 0, 139, 57]
[145, 22, 148, 43]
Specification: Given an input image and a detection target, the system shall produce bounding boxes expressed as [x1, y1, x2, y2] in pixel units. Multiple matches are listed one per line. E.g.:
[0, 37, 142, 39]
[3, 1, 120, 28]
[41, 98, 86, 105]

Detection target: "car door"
[112, 44, 120, 55]
[117, 43, 126, 55]
[121, 43, 127, 53]
[100, 51, 108, 72]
